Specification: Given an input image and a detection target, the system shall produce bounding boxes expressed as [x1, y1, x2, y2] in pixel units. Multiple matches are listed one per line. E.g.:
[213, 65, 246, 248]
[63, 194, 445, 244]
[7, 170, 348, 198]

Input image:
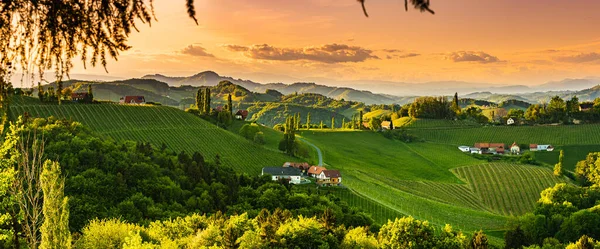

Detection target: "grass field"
[534, 145, 600, 171]
[9, 97, 295, 174]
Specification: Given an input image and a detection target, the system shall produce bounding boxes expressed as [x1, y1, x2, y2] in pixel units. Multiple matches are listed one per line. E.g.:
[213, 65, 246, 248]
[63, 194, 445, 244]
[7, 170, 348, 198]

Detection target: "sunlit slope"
[10, 98, 294, 173]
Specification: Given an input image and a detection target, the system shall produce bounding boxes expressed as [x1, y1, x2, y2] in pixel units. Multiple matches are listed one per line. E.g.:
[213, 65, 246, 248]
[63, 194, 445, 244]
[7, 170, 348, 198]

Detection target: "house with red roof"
[235, 110, 249, 120]
[120, 96, 145, 105]
[317, 170, 342, 186]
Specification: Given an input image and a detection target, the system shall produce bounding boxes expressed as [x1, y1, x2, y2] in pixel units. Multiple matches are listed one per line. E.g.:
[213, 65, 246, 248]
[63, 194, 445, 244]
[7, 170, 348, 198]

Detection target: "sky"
[67, 0, 600, 86]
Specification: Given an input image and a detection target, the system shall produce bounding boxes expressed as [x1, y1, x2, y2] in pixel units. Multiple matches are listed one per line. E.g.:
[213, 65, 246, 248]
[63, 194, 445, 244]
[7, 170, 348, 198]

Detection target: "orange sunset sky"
[69, 0, 600, 86]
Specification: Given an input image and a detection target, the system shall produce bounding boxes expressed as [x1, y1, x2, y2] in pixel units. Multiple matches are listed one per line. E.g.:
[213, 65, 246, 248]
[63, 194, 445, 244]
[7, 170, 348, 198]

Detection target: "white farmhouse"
[507, 118, 515, 125]
[262, 167, 302, 184]
[458, 146, 470, 152]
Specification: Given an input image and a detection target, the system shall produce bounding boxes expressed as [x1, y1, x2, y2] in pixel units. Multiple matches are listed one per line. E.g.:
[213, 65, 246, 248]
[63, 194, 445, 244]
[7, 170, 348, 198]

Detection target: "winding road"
[299, 138, 323, 166]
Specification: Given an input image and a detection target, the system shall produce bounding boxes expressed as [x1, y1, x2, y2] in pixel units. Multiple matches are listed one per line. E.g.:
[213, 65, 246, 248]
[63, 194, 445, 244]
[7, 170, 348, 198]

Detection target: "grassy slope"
[9, 97, 295, 174]
[298, 130, 509, 233]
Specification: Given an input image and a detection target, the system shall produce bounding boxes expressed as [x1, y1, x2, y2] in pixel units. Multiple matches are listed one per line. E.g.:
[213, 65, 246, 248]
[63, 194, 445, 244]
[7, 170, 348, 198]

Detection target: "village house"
[507, 118, 515, 125]
[579, 103, 594, 112]
[71, 92, 89, 102]
[215, 105, 224, 112]
[120, 96, 145, 104]
[316, 170, 342, 186]
[530, 144, 554, 151]
[261, 167, 302, 184]
[307, 166, 327, 178]
[235, 110, 249, 120]
[474, 143, 505, 154]
[283, 162, 311, 175]
[510, 142, 520, 154]
[381, 121, 393, 130]
[458, 146, 470, 152]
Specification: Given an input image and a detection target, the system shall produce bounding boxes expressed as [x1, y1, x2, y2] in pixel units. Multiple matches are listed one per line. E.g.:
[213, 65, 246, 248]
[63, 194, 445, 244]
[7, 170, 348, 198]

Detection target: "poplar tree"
[451, 92, 460, 114]
[306, 113, 311, 130]
[40, 160, 71, 249]
[227, 94, 233, 114]
[554, 150, 564, 176]
[342, 118, 345, 129]
[331, 117, 335, 129]
[196, 88, 204, 112]
[320, 120, 324, 129]
[359, 111, 364, 130]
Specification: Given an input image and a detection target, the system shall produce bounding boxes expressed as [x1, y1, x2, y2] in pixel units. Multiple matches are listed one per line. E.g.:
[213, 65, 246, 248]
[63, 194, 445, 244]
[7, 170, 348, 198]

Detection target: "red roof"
[235, 110, 249, 119]
[323, 170, 341, 178]
[121, 96, 145, 103]
[284, 162, 310, 170]
[511, 142, 519, 148]
[71, 92, 88, 99]
[490, 143, 505, 149]
[530, 144, 538, 148]
[215, 106, 224, 112]
[308, 166, 327, 175]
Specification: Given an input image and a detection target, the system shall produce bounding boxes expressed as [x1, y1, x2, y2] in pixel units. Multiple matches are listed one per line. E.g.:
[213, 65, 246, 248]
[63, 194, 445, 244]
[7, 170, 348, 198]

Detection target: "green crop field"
[9, 97, 295, 174]
[453, 163, 566, 216]
[407, 123, 600, 146]
[534, 145, 600, 171]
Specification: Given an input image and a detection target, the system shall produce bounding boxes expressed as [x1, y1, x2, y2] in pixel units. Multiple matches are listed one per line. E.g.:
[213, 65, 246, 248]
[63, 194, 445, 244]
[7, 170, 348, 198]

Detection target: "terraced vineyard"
[453, 163, 567, 216]
[9, 100, 295, 173]
[407, 124, 600, 146]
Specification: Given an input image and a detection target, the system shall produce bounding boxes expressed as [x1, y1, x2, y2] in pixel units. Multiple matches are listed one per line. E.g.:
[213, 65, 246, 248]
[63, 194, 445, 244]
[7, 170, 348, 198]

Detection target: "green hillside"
[9, 96, 295, 173]
[453, 163, 566, 216]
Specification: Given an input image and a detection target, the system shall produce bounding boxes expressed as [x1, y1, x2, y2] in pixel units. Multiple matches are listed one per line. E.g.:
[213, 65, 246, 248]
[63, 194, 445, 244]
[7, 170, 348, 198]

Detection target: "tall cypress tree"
[306, 112, 311, 130]
[554, 150, 564, 176]
[342, 118, 345, 129]
[195, 89, 203, 110]
[451, 92, 460, 114]
[227, 94, 233, 114]
[40, 160, 71, 249]
[320, 120, 324, 129]
[359, 110, 363, 130]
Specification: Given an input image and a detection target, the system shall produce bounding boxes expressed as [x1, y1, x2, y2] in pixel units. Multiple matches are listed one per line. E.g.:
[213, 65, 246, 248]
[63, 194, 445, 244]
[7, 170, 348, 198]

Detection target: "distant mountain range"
[142, 71, 600, 101]
[142, 71, 400, 105]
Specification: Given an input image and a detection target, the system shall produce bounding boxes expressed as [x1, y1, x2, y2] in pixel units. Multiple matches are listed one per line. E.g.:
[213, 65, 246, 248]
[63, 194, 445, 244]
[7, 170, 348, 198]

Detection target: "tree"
[378, 216, 436, 248]
[38, 83, 45, 102]
[469, 230, 489, 249]
[280, 115, 296, 156]
[369, 117, 382, 131]
[547, 96, 567, 123]
[56, 82, 63, 104]
[40, 160, 71, 249]
[451, 92, 461, 114]
[359, 111, 364, 130]
[358, 0, 435, 17]
[575, 152, 600, 186]
[320, 208, 336, 232]
[320, 120, 324, 129]
[554, 150, 564, 177]
[196, 89, 203, 110]
[566, 96, 580, 115]
[227, 94, 233, 115]
[342, 118, 346, 129]
[306, 113, 311, 130]
[566, 235, 597, 249]
[331, 117, 335, 129]
[504, 225, 527, 249]
[204, 88, 212, 114]
[61, 87, 72, 101]
[87, 84, 94, 103]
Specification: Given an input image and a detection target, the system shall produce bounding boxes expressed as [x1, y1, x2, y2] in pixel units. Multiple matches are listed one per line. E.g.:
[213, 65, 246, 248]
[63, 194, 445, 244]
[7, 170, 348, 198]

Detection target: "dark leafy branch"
[358, 0, 435, 17]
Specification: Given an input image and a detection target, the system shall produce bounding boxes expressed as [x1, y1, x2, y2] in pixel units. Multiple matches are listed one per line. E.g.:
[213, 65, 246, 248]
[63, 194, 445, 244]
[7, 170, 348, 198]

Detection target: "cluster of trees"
[74, 211, 493, 249]
[190, 88, 234, 127]
[503, 152, 600, 248]
[239, 123, 266, 145]
[0, 116, 374, 248]
[279, 115, 297, 156]
[517, 95, 600, 125]
[35, 83, 93, 104]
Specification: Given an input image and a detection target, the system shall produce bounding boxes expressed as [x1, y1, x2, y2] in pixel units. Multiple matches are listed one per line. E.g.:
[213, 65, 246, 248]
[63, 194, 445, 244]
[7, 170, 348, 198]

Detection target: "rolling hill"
[8, 96, 296, 173]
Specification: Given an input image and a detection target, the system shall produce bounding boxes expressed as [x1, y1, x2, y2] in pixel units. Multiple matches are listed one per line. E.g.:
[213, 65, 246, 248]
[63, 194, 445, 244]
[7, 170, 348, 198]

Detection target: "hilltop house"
[474, 143, 505, 154]
[579, 103, 594, 112]
[283, 162, 311, 174]
[510, 142, 520, 154]
[530, 144, 554, 151]
[307, 166, 327, 178]
[381, 121, 393, 130]
[120, 96, 145, 104]
[317, 170, 342, 186]
[71, 92, 89, 102]
[262, 167, 302, 184]
[507, 118, 515, 125]
[235, 110, 249, 120]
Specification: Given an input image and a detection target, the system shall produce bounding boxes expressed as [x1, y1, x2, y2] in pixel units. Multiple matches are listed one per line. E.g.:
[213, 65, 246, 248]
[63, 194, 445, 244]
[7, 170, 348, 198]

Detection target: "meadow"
[9, 97, 295, 173]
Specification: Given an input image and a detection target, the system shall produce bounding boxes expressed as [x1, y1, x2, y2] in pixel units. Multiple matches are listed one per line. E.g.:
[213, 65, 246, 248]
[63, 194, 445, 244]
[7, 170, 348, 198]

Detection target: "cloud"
[554, 52, 600, 63]
[181, 45, 215, 57]
[383, 49, 403, 53]
[386, 52, 420, 59]
[446, 51, 502, 63]
[223, 45, 249, 52]
[225, 43, 379, 63]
